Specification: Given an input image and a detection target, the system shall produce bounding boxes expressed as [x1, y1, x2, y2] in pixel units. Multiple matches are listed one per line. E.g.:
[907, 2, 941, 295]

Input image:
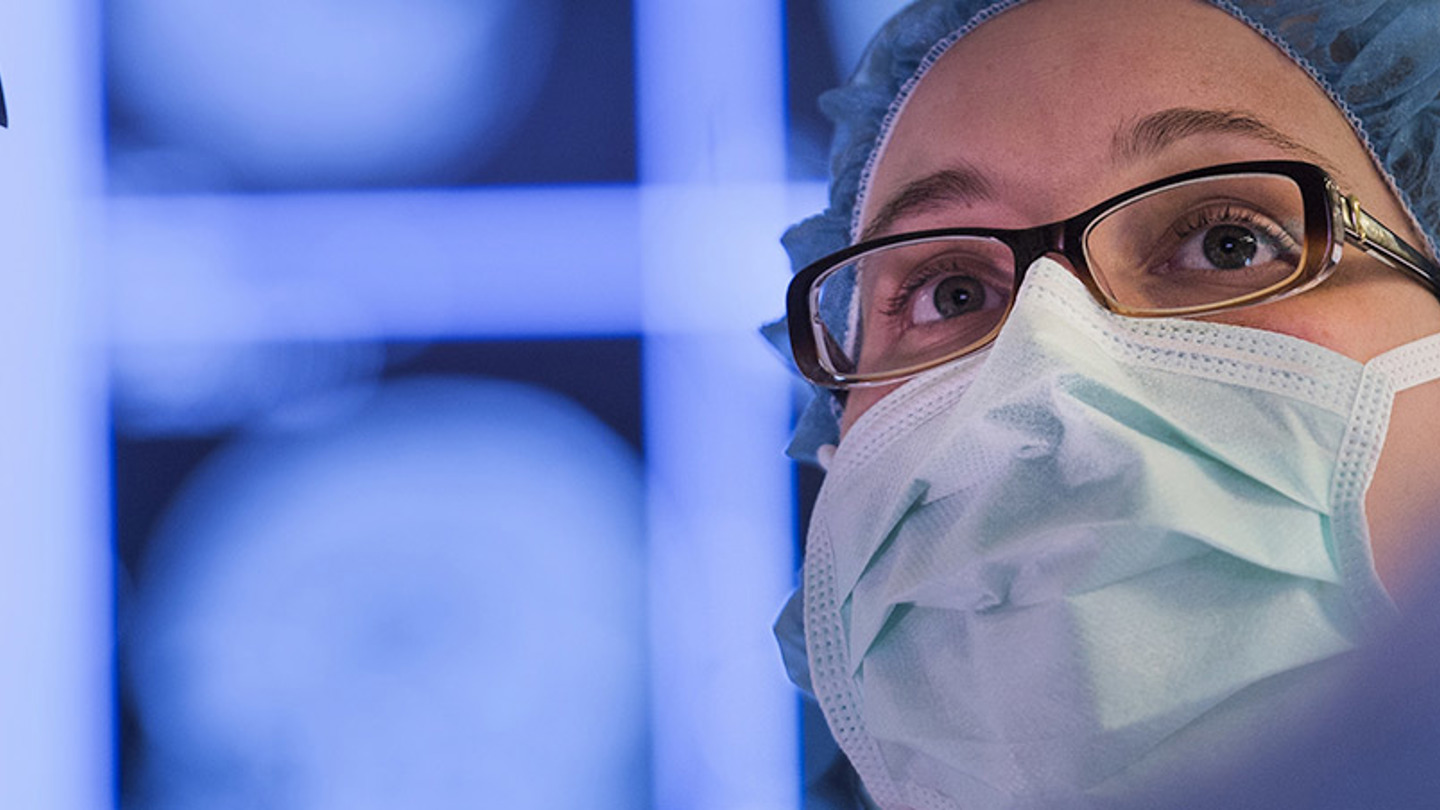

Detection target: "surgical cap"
[771, 0, 1440, 464]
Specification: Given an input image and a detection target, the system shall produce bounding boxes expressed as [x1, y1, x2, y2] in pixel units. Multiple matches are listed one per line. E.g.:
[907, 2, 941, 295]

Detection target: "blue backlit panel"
[0, 2, 111, 810]
[105, 186, 646, 344]
[99, 0, 826, 808]
[105, 0, 635, 190]
[121, 374, 648, 809]
[117, 341, 649, 808]
[786, 0, 912, 180]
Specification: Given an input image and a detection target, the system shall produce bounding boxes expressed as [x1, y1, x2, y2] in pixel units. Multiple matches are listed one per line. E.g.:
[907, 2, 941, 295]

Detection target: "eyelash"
[880, 263, 949, 320]
[1171, 205, 1297, 250]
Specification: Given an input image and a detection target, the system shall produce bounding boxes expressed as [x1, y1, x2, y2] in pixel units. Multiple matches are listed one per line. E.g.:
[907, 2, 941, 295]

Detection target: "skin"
[840, 0, 1440, 595]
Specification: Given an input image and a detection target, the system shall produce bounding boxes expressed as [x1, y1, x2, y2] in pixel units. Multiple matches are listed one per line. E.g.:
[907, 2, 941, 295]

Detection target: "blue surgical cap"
[773, 0, 1440, 465]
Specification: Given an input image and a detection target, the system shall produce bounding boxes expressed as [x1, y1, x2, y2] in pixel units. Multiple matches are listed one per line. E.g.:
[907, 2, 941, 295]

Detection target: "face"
[842, 0, 1440, 593]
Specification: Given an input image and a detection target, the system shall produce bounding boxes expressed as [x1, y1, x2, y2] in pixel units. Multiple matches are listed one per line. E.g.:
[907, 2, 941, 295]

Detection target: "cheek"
[1200, 262, 1440, 362]
[1367, 380, 1440, 599]
[1198, 299, 1343, 351]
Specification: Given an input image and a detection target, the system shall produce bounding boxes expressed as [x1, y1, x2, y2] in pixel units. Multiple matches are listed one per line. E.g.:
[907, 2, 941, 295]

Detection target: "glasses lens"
[1084, 173, 1311, 312]
[810, 236, 1015, 380]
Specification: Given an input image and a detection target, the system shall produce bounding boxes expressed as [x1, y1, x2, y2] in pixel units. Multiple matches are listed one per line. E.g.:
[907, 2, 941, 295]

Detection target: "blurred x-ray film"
[83, 0, 895, 808]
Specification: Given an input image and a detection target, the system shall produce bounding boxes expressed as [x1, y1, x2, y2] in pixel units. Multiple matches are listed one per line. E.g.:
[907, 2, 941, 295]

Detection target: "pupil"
[934, 276, 984, 318]
[1203, 225, 1257, 270]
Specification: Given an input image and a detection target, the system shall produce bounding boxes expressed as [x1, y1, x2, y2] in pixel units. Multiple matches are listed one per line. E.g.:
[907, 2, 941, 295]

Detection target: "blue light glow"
[636, 1, 799, 808]
[819, 0, 916, 78]
[108, 0, 559, 188]
[0, 1, 110, 809]
[106, 186, 646, 343]
[644, 337, 798, 810]
[636, 1, 785, 183]
[106, 182, 826, 344]
[127, 378, 648, 809]
[82, 1, 834, 808]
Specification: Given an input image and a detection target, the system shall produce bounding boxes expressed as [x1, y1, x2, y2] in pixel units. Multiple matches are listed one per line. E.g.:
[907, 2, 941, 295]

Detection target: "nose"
[1012, 221, 1088, 290]
[1040, 251, 1081, 276]
[1015, 245, 1085, 294]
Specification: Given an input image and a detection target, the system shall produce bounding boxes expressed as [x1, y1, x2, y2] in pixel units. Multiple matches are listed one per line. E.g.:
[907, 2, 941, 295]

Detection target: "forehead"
[859, 0, 1375, 230]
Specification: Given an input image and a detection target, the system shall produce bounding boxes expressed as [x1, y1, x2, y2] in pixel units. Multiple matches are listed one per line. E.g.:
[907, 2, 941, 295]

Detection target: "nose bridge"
[1016, 222, 1085, 286]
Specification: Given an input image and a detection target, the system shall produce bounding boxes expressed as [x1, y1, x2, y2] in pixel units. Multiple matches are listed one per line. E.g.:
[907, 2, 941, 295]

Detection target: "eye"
[880, 254, 1010, 328]
[1196, 224, 1259, 269]
[913, 274, 989, 323]
[1160, 206, 1300, 276]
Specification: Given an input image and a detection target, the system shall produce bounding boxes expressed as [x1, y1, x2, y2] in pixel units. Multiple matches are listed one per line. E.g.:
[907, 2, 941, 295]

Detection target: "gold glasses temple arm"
[1344, 198, 1440, 297]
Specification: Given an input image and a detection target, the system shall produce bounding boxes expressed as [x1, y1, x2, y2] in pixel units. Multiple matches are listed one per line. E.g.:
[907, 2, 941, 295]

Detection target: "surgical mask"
[797, 258, 1440, 809]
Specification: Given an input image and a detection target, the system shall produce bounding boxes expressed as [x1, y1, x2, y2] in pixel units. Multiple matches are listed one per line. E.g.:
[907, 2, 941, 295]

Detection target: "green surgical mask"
[796, 258, 1440, 809]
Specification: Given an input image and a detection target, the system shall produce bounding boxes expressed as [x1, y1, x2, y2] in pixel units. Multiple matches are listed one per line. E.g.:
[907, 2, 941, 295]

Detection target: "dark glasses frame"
[787, 160, 1440, 389]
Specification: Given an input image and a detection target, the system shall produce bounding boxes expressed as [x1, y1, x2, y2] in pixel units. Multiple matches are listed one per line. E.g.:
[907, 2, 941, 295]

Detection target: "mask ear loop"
[1367, 333, 1440, 393]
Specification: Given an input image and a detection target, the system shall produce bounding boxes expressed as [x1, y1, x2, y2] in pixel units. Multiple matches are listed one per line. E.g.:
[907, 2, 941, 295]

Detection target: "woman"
[772, 1, 1440, 807]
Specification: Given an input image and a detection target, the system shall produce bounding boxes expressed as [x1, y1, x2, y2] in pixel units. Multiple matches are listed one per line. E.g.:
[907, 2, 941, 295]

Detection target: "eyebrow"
[1111, 107, 1330, 167]
[859, 107, 1335, 243]
[859, 162, 996, 242]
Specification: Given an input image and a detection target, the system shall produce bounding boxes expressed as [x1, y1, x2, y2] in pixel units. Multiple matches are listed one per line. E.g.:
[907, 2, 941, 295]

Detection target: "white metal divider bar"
[642, 335, 798, 810]
[106, 186, 646, 343]
[0, 0, 111, 808]
[635, 0, 799, 808]
[634, 3, 785, 185]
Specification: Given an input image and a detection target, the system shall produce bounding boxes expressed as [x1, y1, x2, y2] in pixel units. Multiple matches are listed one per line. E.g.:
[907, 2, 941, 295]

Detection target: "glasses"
[787, 160, 1440, 388]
